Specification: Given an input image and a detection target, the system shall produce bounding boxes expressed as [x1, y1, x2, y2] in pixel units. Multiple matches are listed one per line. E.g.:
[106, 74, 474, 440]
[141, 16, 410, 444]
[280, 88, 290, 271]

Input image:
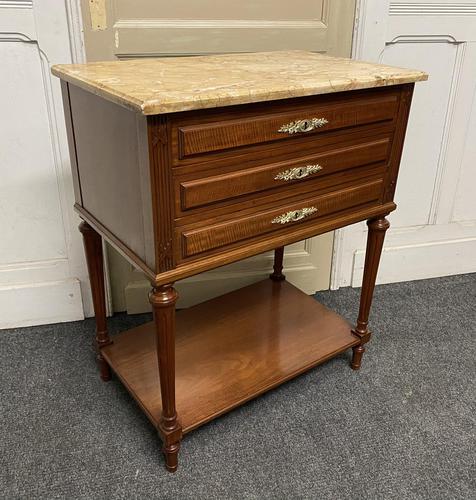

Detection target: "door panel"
[382, 41, 457, 227]
[82, 0, 355, 60]
[80, 0, 356, 312]
[115, 0, 326, 20]
[332, 0, 476, 288]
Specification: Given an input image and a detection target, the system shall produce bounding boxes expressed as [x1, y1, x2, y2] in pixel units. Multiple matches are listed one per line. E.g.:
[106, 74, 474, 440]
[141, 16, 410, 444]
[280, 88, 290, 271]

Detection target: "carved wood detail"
[147, 115, 175, 273]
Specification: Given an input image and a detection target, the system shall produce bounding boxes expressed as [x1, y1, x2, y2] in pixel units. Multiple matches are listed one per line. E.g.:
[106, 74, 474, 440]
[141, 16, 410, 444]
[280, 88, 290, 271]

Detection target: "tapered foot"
[163, 442, 180, 473]
[98, 354, 111, 381]
[351, 344, 366, 370]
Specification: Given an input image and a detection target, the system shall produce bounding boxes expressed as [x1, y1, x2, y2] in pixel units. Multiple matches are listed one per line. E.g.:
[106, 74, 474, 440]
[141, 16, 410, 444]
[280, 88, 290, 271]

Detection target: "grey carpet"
[1, 274, 475, 500]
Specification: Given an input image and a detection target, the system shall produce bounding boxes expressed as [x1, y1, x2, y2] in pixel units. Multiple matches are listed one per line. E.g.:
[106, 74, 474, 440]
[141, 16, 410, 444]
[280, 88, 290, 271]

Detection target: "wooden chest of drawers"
[53, 51, 427, 472]
[170, 87, 403, 265]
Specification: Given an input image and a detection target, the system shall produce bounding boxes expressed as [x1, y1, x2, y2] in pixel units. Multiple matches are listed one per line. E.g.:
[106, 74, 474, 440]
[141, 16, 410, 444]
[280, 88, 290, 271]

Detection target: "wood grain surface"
[178, 179, 384, 258]
[177, 137, 391, 211]
[65, 84, 413, 285]
[173, 89, 399, 159]
[61, 72, 419, 472]
[102, 280, 359, 433]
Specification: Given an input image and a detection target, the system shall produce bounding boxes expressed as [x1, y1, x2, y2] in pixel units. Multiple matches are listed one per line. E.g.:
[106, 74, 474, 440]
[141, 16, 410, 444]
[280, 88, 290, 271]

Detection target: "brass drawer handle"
[278, 118, 328, 135]
[275, 164, 323, 181]
[271, 207, 318, 225]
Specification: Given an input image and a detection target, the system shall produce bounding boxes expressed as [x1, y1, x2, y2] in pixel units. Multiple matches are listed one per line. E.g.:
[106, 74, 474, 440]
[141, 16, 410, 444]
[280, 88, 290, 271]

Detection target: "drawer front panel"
[177, 137, 390, 211]
[174, 91, 399, 159]
[179, 179, 383, 258]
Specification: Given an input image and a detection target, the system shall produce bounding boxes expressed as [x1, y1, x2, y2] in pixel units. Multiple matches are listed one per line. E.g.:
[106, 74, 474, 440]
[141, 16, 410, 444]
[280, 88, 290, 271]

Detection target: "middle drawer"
[174, 136, 391, 216]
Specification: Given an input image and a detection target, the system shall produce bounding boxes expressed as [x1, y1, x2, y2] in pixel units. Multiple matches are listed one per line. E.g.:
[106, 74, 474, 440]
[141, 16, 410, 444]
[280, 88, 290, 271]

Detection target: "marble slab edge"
[51, 65, 428, 116]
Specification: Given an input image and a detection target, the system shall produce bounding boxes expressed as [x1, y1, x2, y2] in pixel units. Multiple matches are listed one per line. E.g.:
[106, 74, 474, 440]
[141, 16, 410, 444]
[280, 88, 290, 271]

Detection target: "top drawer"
[170, 88, 400, 163]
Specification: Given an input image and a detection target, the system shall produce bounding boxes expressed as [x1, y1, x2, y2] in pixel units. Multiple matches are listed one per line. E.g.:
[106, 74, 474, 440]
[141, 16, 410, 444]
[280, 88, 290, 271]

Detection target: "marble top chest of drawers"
[53, 51, 427, 472]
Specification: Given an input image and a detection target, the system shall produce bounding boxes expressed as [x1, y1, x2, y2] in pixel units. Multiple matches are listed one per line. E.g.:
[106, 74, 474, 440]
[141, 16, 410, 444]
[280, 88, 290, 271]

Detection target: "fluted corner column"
[149, 284, 182, 472]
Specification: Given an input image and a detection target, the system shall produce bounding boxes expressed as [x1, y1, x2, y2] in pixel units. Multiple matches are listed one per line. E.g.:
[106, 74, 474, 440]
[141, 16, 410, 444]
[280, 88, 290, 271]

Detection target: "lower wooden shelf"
[102, 279, 359, 433]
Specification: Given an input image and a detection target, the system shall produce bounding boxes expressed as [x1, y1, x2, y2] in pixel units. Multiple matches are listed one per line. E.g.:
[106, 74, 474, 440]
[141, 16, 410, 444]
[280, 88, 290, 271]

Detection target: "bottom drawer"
[178, 179, 383, 259]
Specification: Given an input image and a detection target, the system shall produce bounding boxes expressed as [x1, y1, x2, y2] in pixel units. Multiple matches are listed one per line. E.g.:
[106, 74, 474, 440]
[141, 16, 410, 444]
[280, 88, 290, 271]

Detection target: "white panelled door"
[0, 0, 90, 327]
[332, 0, 476, 288]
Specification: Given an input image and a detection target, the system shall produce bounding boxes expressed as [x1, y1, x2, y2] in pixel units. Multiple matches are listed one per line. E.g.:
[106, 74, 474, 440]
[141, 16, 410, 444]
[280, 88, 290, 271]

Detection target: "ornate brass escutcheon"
[274, 164, 323, 181]
[271, 207, 318, 224]
[278, 117, 329, 134]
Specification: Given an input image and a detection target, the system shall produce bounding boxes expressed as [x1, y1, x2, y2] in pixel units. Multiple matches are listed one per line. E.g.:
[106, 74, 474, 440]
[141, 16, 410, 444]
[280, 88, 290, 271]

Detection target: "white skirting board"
[0, 278, 84, 329]
[351, 237, 476, 287]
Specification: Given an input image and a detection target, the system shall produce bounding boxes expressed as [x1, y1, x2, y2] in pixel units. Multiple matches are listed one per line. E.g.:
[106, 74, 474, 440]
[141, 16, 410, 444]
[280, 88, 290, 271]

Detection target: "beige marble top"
[52, 51, 427, 115]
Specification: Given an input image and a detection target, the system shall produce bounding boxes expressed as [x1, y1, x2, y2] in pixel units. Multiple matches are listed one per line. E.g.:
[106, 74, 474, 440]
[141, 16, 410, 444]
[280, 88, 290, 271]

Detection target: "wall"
[0, 0, 91, 327]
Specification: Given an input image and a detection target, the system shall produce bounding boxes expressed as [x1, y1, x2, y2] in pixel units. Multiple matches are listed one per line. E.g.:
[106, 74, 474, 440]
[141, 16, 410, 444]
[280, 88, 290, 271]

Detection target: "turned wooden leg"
[149, 284, 182, 473]
[351, 216, 390, 370]
[79, 221, 112, 381]
[351, 345, 366, 371]
[270, 246, 286, 281]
